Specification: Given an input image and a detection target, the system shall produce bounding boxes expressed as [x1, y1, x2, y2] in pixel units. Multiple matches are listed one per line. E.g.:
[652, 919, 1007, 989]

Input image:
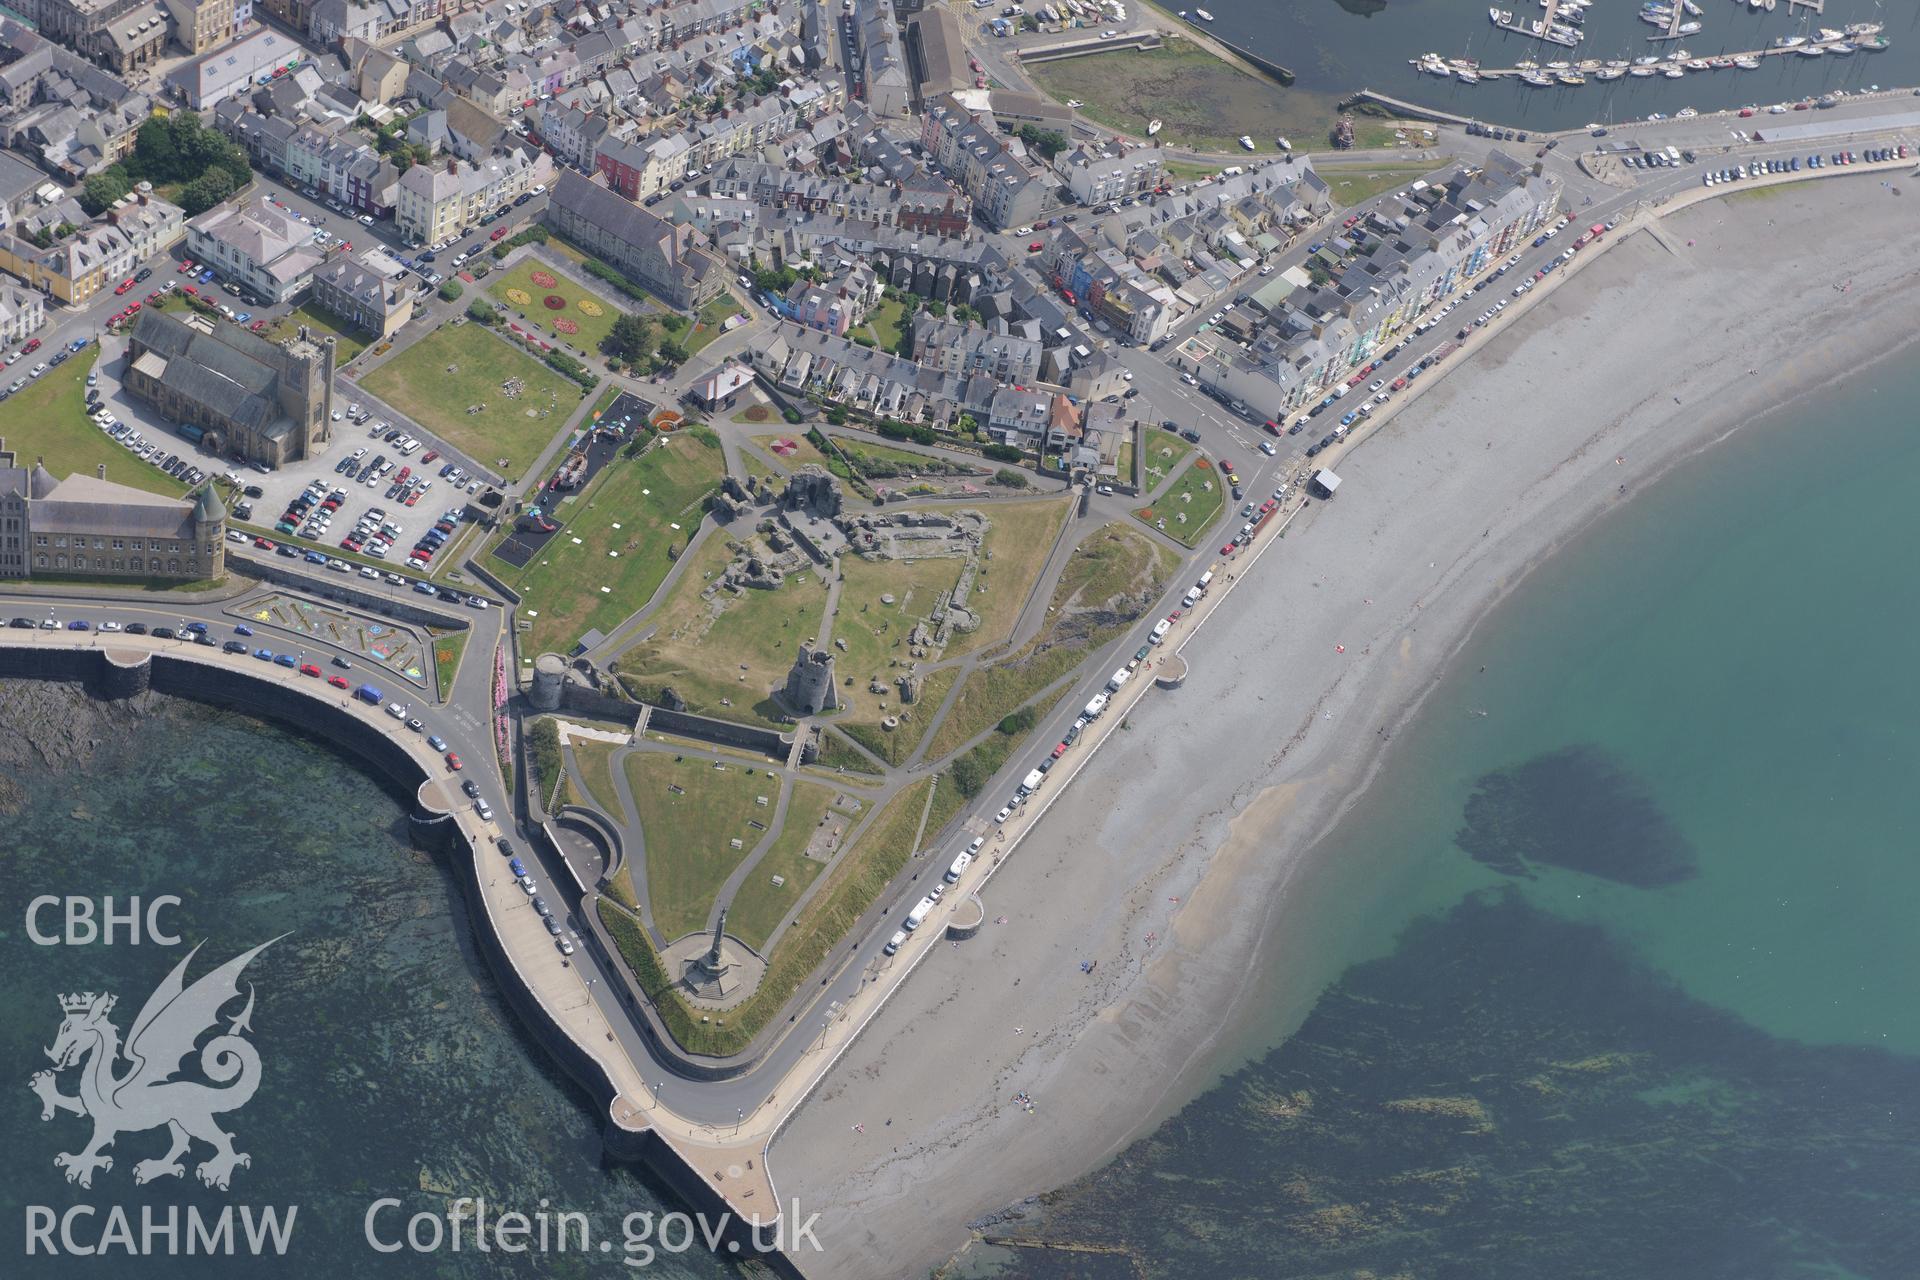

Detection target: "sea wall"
[0, 640, 799, 1271]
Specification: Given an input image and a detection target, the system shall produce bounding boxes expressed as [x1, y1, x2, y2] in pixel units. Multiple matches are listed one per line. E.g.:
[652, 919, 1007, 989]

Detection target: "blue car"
[427, 734, 447, 751]
[304, 550, 327, 564]
[253, 648, 274, 661]
[67, 619, 90, 630]
[69, 337, 91, 352]
[234, 623, 253, 636]
[1339, 411, 1358, 427]
[509, 857, 527, 877]
[273, 654, 297, 668]
[186, 621, 208, 633]
[236, 312, 251, 324]
[413, 581, 437, 595]
[198, 269, 215, 283]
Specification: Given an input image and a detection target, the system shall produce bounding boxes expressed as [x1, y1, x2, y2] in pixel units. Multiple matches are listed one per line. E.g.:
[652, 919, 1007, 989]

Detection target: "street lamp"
[734, 1108, 743, 1136]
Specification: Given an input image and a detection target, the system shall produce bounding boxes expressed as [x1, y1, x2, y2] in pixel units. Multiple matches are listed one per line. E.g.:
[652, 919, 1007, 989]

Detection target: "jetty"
[1412, 24, 1887, 91]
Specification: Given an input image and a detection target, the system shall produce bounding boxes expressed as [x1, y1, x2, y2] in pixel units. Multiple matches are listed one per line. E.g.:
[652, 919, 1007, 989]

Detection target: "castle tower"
[782, 642, 838, 716]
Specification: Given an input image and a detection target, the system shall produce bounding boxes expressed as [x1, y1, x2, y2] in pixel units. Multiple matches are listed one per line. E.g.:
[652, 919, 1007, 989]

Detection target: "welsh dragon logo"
[29, 938, 281, 1191]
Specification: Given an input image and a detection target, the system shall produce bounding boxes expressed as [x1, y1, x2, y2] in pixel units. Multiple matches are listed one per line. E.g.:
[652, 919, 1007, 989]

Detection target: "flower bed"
[529, 270, 558, 289]
[543, 294, 567, 311]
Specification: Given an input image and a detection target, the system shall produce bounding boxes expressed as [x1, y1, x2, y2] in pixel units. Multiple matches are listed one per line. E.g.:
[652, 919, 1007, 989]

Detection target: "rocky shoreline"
[0, 680, 161, 813]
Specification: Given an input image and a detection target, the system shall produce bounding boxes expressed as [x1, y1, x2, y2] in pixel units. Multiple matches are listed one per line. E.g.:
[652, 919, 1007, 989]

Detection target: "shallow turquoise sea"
[954, 360, 1920, 1276]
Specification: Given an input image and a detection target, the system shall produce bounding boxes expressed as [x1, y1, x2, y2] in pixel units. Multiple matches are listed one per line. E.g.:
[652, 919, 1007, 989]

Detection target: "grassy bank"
[598, 776, 938, 1057]
[1028, 41, 1324, 154]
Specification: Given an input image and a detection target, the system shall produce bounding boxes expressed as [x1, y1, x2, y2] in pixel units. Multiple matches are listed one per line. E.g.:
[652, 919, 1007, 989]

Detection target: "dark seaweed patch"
[1454, 744, 1696, 887]
[972, 891, 1920, 1280]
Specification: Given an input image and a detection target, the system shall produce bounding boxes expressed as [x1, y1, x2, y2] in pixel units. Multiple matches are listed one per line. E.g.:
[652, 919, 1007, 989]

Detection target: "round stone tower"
[530, 653, 568, 711]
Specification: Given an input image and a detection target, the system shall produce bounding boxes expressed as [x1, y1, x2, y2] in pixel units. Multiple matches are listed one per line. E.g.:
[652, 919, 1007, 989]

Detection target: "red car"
[114, 278, 134, 295]
[299, 663, 322, 677]
[421, 450, 438, 464]
[445, 752, 463, 771]
[254, 537, 276, 549]
[1051, 742, 1068, 759]
[489, 226, 508, 240]
[1027, 241, 1043, 253]
[1220, 543, 1236, 556]
[182, 284, 197, 295]
[177, 259, 194, 273]
[1219, 460, 1235, 474]
[250, 320, 269, 332]
[21, 338, 40, 354]
[327, 675, 350, 689]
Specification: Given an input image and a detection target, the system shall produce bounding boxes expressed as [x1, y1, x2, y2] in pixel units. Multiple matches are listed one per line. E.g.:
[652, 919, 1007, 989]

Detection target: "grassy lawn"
[263, 302, 367, 362]
[1029, 41, 1327, 154]
[611, 528, 830, 728]
[597, 774, 935, 1056]
[837, 664, 959, 768]
[814, 728, 884, 776]
[504, 429, 725, 656]
[927, 523, 1178, 761]
[1322, 162, 1450, 208]
[752, 431, 833, 471]
[0, 356, 186, 499]
[1164, 159, 1224, 184]
[627, 752, 781, 943]
[1135, 456, 1224, 548]
[833, 553, 967, 685]
[862, 295, 910, 351]
[725, 781, 839, 950]
[944, 497, 1072, 658]
[360, 321, 583, 484]
[487, 259, 622, 353]
[430, 630, 467, 700]
[1138, 431, 1194, 494]
[568, 736, 625, 819]
[685, 292, 748, 355]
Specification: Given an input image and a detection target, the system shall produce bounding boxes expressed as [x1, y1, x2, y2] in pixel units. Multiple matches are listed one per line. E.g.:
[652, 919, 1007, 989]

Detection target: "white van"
[1106, 668, 1131, 693]
[1196, 569, 1214, 592]
[1182, 588, 1200, 608]
[1150, 618, 1172, 644]
[904, 896, 936, 930]
[945, 851, 973, 883]
[1019, 768, 1046, 795]
[884, 929, 908, 955]
[1083, 692, 1109, 719]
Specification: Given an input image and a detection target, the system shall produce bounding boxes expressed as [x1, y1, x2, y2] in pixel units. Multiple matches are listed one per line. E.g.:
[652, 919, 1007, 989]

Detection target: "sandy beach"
[767, 173, 1920, 1280]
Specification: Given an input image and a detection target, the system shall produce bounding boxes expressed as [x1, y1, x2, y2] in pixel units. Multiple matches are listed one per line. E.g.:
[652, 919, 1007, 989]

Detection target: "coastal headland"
[769, 172, 1920, 1279]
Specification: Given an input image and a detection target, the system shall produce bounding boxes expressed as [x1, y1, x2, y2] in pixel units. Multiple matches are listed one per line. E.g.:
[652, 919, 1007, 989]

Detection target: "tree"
[603, 312, 655, 363]
[177, 169, 237, 217]
[132, 119, 178, 176]
[992, 467, 1030, 489]
[466, 299, 499, 325]
[982, 443, 1024, 463]
[80, 169, 132, 216]
[1018, 126, 1069, 161]
[656, 338, 689, 366]
[439, 279, 464, 302]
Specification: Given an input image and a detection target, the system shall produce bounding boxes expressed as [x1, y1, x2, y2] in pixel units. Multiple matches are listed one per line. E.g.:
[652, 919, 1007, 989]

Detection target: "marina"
[1413, 21, 1885, 90]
